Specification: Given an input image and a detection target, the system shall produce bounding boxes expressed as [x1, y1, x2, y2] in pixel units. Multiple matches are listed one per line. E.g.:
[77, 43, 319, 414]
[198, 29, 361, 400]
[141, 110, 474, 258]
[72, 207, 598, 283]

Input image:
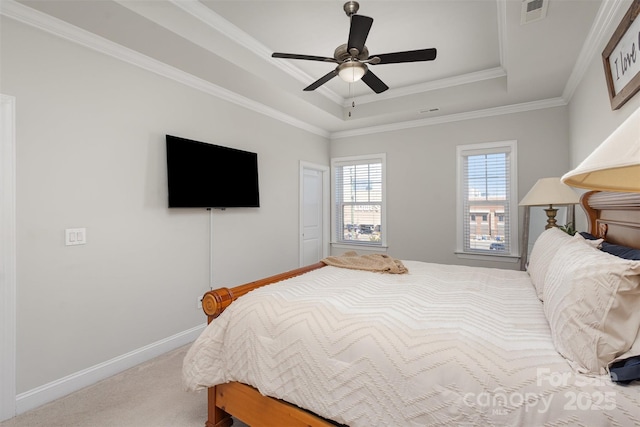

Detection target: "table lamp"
[519, 177, 580, 229]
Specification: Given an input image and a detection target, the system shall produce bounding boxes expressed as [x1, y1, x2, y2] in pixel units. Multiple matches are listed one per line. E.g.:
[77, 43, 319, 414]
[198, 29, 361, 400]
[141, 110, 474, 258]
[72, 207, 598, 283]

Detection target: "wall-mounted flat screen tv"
[166, 135, 260, 208]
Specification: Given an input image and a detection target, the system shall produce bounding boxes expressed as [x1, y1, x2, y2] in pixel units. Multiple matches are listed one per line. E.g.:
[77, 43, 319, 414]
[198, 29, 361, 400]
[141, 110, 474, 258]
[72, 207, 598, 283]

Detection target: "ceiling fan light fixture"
[338, 61, 367, 82]
[271, 1, 436, 94]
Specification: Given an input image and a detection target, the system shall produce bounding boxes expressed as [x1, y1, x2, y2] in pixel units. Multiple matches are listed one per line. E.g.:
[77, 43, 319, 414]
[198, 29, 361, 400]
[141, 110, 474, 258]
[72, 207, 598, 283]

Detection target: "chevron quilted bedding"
[183, 261, 640, 426]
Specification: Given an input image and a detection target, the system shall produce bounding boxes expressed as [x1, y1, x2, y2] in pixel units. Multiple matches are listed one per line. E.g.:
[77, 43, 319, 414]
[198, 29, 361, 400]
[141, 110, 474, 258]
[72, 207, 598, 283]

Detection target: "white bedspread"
[183, 261, 640, 426]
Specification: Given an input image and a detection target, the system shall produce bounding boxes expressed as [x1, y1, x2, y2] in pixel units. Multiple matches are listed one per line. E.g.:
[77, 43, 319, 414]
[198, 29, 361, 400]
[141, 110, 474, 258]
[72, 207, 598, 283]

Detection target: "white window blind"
[457, 141, 518, 257]
[332, 154, 386, 247]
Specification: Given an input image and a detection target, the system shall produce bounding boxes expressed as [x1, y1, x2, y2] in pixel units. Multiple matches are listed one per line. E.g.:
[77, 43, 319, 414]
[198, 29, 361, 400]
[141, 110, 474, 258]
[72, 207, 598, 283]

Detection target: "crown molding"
[0, 0, 330, 138]
[166, 0, 344, 105]
[0, 0, 613, 141]
[330, 97, 567, 139]
[348, 0, 507, 108]
[169, 0, 508, 109]
[348, 67, 507, 107]
[562, 0, 626, 102]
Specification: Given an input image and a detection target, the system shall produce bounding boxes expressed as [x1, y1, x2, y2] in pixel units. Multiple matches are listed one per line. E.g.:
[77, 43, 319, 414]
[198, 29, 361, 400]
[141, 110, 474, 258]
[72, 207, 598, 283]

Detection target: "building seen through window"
[468, 205, 505, 250]
[465, 152, 509, 252]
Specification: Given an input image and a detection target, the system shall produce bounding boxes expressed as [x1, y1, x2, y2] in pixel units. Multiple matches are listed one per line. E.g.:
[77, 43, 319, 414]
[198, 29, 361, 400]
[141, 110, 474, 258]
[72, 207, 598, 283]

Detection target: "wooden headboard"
[580, 191, 640, 249]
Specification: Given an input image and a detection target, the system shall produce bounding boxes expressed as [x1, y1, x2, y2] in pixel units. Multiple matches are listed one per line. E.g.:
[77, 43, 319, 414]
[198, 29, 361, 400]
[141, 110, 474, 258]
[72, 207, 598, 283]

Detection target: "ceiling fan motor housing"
[343, 1, 360, 17]
[334, 44, 369, 62]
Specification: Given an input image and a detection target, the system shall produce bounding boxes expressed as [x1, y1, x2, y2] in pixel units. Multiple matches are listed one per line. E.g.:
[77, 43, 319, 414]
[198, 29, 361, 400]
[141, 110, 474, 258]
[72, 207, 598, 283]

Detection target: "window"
[331, 154, 386, 247]
[456, 141, 518, 258]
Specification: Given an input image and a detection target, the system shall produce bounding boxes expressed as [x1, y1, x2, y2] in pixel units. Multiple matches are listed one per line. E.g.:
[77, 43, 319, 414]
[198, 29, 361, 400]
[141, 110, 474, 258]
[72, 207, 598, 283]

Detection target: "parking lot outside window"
[331, 154, 386, 248]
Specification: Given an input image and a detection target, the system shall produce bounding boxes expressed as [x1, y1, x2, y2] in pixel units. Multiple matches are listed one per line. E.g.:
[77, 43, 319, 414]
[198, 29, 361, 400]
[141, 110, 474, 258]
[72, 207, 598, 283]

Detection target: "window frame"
[455, 141, 519, 262]
[331, 153, 387, 250]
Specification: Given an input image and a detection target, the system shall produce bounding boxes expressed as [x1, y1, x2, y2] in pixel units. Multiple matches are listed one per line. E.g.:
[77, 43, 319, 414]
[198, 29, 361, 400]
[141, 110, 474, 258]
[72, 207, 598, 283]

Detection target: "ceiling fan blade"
[361, 70, 389, 94]
[272, 52, 337, 63]
[347, 15, 373, 55]
[370, 48, 437, 64]
[304, 70, 339, 91]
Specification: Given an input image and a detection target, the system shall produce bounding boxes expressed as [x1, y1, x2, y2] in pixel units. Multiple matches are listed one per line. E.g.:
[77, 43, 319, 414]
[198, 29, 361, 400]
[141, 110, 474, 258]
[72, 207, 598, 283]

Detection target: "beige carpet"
[0, 344, 249, 427]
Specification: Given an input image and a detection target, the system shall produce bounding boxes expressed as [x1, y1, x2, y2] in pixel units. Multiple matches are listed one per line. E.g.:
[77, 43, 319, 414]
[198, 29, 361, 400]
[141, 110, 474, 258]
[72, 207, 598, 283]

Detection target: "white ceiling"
[4, 0, 622, 138]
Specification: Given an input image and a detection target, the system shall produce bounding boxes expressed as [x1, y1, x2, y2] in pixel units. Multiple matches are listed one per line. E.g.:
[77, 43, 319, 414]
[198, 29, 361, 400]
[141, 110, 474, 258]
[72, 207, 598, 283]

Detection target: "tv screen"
[166, 135, 260, 208]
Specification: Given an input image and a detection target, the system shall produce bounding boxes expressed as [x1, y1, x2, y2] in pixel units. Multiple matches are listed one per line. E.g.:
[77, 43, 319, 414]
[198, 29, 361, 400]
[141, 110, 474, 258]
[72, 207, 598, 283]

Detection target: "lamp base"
[544, 207, 558, 229]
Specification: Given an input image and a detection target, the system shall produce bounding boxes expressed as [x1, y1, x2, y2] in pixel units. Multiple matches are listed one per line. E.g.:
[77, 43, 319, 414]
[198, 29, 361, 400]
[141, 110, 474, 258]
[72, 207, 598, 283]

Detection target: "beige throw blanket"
[321, 251, 408, 274]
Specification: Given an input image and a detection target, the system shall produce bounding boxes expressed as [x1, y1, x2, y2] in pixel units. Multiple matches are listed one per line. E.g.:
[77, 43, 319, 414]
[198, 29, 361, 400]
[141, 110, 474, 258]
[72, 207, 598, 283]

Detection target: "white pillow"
[543, 238, 640, 375]
[526, 228, 576, 300]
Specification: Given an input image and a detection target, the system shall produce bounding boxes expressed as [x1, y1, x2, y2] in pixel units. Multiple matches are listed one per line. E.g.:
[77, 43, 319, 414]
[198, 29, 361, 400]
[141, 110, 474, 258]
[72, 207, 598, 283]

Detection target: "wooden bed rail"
[202, 262, 325, 322]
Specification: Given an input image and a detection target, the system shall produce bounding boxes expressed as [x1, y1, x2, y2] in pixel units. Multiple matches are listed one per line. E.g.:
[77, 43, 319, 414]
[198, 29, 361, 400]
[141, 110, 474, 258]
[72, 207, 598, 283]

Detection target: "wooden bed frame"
[199, 190, 640, 427]
[200, 262, 328, 427]
[580, 190, 640, 246]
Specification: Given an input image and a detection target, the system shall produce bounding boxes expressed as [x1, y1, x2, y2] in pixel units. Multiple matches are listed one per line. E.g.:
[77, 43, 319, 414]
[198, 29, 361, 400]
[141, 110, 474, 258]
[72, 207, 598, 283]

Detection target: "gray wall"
[1, 18, 329, 393]
[4, 0, 640, 406]
[330, 107, 571, 269]
[569, 41, 640, 167]
[567, 10, 640, 232]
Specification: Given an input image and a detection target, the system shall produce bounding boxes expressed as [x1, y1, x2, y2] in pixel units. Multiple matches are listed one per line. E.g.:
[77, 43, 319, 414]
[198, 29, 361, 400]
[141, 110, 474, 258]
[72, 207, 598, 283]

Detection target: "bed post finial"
[202, 288, 234, 321]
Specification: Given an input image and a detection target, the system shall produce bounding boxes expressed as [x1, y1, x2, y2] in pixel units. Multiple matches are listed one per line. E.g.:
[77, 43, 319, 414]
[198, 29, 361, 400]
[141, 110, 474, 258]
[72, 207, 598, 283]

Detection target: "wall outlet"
[197, 296, 203, 310]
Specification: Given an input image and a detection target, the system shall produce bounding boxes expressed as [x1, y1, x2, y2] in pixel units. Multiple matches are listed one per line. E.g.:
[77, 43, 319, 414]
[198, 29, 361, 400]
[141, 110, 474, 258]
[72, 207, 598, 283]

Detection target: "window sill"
[331, 242, 388, 252]
[454, 251, 520, 263]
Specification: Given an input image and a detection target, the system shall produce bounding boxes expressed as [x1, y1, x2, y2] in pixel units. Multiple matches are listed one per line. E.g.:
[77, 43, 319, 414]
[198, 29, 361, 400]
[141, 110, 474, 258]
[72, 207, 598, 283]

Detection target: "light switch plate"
[65, 228, 87, 246]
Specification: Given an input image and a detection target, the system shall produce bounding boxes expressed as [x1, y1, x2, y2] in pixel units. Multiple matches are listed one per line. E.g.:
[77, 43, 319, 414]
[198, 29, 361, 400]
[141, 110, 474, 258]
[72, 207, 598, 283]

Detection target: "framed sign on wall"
[602, 0, 640, 110]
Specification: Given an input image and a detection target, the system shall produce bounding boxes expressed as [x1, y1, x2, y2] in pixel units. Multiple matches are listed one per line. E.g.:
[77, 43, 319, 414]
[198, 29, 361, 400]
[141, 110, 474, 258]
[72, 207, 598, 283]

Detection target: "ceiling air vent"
[521, 0, 548, 25]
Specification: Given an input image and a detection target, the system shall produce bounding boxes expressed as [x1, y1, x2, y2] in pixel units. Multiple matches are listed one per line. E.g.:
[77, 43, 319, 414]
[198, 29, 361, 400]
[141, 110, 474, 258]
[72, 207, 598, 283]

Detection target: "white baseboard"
[15, 323, 206, 415]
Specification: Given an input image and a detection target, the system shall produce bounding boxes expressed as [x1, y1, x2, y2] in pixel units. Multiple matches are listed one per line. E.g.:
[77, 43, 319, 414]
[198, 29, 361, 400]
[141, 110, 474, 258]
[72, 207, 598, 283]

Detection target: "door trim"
[299, 162, 329, 267]
[1, 94, 17, 421]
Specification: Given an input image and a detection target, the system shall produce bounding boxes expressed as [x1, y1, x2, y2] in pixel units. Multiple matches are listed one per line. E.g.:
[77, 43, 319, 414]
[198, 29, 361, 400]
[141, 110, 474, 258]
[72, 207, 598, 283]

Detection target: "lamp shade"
[562, 106, 640, 193]
[519, 177, 580, 206]
[338, 61, 367, 83]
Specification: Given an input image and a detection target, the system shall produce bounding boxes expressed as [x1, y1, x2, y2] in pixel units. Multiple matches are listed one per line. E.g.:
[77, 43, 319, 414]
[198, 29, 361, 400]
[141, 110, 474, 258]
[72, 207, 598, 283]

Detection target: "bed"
[183, 190, 640, 427]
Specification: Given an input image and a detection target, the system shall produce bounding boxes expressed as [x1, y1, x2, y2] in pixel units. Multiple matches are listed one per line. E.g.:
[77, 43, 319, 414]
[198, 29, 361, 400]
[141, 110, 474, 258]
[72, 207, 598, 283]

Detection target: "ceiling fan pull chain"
[348, 84, 355, 118]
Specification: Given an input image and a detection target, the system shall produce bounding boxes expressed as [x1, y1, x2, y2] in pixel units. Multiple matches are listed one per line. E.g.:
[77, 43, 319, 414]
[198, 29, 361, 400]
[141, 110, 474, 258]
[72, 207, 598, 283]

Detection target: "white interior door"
[300, 162, 329, 267]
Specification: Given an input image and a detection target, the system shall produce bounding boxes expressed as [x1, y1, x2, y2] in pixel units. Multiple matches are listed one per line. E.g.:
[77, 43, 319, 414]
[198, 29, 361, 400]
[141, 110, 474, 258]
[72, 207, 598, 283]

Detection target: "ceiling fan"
[271, 1, 437, 94]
